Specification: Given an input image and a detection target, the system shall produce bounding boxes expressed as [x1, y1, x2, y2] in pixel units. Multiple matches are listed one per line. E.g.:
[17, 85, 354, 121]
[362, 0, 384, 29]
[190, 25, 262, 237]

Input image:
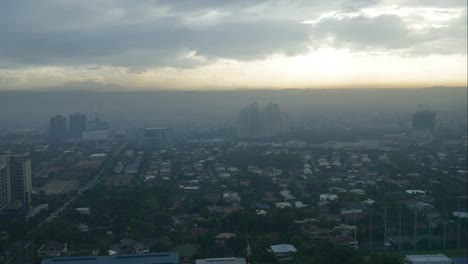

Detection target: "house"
[256, 209, 267, 216]
[453, 211, 468, 218]
[223, 192, 241, 205]
[77, 223, 88, 232]
[340, 203, 365, 215]
[333, 224, 356, 235]
[411, 201, 435, 212]
[320, 194, 338, 202]
[276, 202, 292, 209]
[133, 242, 150, 254]
[68, 243, 99, 256]
[332, 235, 359, 250]
[270, 244, 297, 261]
[109, 239, 150, 255]
[362, 198, 375, 205]
[404, 254, 453, 264]
[294, 201, 308, 208]
[37, 241, 68, 257]
[75, 207, 91, 215]
[279, 190, 296, 201]
[215, 232, 236, 240]
[406, 190, 426, 195]
[349, 189, 366, 195]
[302, 225, 332, 239]
[196, 258, 246, 264]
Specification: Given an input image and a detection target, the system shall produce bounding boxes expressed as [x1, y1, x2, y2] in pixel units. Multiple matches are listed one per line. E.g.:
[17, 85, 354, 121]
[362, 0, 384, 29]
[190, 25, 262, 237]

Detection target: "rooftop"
[41, 253, 179, 264]
[404, 254, 452, 263]
[270, 244, 297, 254]
[195, 258, 246, 264]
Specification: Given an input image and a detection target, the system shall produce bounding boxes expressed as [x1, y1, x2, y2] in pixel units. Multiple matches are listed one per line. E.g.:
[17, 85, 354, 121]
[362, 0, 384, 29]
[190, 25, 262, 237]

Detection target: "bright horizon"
[0, 0, 467, 90]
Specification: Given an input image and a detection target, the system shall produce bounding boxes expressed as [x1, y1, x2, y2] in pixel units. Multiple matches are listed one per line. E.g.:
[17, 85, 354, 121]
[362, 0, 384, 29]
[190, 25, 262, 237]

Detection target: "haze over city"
[0, 1, 467, 264]
[0, 0, 467, 90]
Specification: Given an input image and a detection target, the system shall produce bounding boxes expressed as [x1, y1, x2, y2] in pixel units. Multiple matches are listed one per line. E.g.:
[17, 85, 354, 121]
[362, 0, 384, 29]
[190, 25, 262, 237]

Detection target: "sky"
[0, 0, 466, 90]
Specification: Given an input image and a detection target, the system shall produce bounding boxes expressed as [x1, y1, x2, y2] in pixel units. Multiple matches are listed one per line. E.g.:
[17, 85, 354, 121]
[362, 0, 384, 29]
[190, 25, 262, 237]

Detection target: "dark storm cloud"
[0, 17, 311, 68]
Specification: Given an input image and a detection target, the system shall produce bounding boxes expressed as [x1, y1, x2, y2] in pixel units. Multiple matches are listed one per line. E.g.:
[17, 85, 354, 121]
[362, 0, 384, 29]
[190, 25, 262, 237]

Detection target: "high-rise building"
[0, 153, 32, 209]
[49, 115, 67, 139]
[8, 153, 32, 205]
[0, 157, 11, 212]
[69, 113, 87, 138]
[138, 127, 172, 147]
[82, 117, 109, 141]
[237, 102, 289, 139]
[412, 108, 436, 144]
[237, 102, 261, 138]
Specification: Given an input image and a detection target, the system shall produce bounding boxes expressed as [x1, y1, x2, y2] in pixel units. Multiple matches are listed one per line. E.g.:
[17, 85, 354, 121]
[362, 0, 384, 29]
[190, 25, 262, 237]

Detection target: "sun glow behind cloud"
[2, 47, 464, 91]
[0, 0, 466, 90]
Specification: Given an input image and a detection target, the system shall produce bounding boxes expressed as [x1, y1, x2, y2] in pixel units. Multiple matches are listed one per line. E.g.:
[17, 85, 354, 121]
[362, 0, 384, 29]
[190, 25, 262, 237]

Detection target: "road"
[2, 142, 127, 263]
[40, 142, 126, 226]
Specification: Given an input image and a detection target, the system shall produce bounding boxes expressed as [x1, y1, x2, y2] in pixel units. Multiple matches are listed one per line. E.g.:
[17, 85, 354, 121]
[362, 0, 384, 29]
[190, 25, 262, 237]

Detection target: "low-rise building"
[320, 194, 338, 202]
[37, 241, 68, 257]
[403, 254, 452, 264]
[270, 244, 297, 261]
[41, 253, 180, 264]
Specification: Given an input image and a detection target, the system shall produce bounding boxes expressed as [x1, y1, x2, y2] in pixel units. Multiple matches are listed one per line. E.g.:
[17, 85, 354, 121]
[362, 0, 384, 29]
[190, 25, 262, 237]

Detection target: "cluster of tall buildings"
[0, 153, 32, 212]
[237, 102, 289, 139]
[49, 113, 109, 140]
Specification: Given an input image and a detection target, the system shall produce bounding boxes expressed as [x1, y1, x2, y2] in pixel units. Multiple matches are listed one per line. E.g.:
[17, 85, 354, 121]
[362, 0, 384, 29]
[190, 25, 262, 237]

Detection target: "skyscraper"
[69, 113, 87, 138]
[0, 157, 11, 212]
[8, 153, 32, 205]
[0, 153, 32, 209]
[237, 102, 289, 139]
[238, 102, 261, 138]
[49, 115, 67, 139]
[138, 127, 172, 147]
[412, 108, 436, 144]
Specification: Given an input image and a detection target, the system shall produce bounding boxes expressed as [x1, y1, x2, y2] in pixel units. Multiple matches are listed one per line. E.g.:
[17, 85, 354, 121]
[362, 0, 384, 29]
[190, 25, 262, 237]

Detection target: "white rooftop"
[405, 254, 452, 263]
[270, 244, 297, 254]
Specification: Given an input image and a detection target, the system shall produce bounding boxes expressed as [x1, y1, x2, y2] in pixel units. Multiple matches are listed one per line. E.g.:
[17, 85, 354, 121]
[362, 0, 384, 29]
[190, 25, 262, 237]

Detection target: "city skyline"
[0, 0, 466, 91]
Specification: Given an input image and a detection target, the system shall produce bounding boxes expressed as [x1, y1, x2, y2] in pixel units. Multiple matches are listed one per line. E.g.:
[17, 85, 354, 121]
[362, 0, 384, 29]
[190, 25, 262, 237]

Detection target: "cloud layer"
[0, 0, 466, 89]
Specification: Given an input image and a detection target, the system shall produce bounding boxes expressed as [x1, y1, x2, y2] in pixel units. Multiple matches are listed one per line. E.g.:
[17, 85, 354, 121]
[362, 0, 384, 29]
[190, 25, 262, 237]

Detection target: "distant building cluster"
[49, 113, 109, 141]
[237, 102, 289, 139]
[0, 153, 32, 213]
